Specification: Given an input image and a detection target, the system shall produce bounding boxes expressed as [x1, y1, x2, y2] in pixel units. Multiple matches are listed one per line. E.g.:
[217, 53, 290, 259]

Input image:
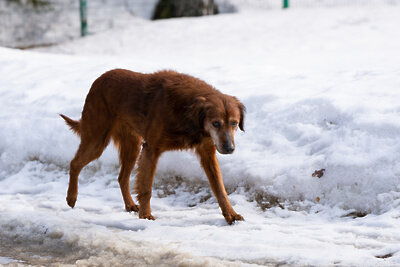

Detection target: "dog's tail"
[60, 114, 81, 136]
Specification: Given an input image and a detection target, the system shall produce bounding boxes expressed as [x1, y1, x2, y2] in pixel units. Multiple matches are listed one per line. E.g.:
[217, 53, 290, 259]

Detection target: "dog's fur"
[60, 69, 245, 224]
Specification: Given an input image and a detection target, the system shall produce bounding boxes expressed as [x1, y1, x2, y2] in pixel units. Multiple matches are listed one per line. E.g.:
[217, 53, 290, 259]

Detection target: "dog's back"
[81, 69, 220, 145]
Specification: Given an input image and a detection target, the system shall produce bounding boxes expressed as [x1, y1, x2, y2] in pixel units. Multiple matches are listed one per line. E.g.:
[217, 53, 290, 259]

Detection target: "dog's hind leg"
[135, 143, 161, 220]
[67, 133, 111, 208]
[113, 125, 142, 212]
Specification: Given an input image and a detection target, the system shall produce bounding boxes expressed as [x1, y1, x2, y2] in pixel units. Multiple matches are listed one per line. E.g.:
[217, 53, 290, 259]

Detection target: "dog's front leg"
[135, 143, 160, 220]
[196, 142, 244, 225]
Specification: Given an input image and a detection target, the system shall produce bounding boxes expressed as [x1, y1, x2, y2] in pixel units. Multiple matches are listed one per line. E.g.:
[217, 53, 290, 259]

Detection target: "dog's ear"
[194, 96, 207, 129]
[237, 99, 246, 132]
[186, 96, 207, 132]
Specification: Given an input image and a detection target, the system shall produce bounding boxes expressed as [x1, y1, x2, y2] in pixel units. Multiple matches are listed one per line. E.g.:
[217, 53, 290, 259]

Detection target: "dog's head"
[193, 94, 245, 154]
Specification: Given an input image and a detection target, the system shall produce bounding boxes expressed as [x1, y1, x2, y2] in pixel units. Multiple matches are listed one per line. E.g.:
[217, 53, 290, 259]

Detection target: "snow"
[2, 3, 400, 266]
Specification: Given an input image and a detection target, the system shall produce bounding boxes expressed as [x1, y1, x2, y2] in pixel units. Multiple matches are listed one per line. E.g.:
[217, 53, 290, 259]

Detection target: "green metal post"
[283, 0, 289, 8]
[79, 0, 88, 37]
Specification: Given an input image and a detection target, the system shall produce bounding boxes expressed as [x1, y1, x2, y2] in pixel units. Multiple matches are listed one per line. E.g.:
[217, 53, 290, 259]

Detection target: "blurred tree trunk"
[152, 0, 218, 20]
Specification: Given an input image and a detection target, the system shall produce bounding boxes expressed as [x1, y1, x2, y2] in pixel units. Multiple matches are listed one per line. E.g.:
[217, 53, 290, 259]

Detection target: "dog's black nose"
[223, 143, 235, 154]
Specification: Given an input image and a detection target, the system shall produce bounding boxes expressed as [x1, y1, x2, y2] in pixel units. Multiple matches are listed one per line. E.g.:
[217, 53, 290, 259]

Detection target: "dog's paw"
[224, 213, 244, 225]
[66, 196, 76, 208]
[125, 204, 139, 213]
[139, 214, 155, 221]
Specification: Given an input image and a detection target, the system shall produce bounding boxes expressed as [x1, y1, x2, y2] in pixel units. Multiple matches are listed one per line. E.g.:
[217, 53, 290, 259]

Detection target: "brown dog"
[60, 69, 245, 224]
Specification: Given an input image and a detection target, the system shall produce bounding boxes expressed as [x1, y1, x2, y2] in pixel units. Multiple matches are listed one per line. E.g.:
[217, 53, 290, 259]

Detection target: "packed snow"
[2, 2, 400, 266]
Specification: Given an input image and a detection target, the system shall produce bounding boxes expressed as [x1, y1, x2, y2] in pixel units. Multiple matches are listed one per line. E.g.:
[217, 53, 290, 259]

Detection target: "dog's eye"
[212, 121, 221, 128]
[231, 121, 238, 127]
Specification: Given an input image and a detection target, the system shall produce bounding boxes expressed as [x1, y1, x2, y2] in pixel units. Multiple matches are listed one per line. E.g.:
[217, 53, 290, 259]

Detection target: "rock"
[152, 0, 218, 20]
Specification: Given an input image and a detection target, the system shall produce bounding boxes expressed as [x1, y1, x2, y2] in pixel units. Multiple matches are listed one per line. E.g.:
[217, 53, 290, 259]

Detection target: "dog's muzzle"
[221, 141, 234, 154]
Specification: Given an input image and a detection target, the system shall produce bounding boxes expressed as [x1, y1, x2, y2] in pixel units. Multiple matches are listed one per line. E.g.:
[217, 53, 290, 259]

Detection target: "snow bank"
[23, 5, 400, 213]
[4, 41, 400, 213]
